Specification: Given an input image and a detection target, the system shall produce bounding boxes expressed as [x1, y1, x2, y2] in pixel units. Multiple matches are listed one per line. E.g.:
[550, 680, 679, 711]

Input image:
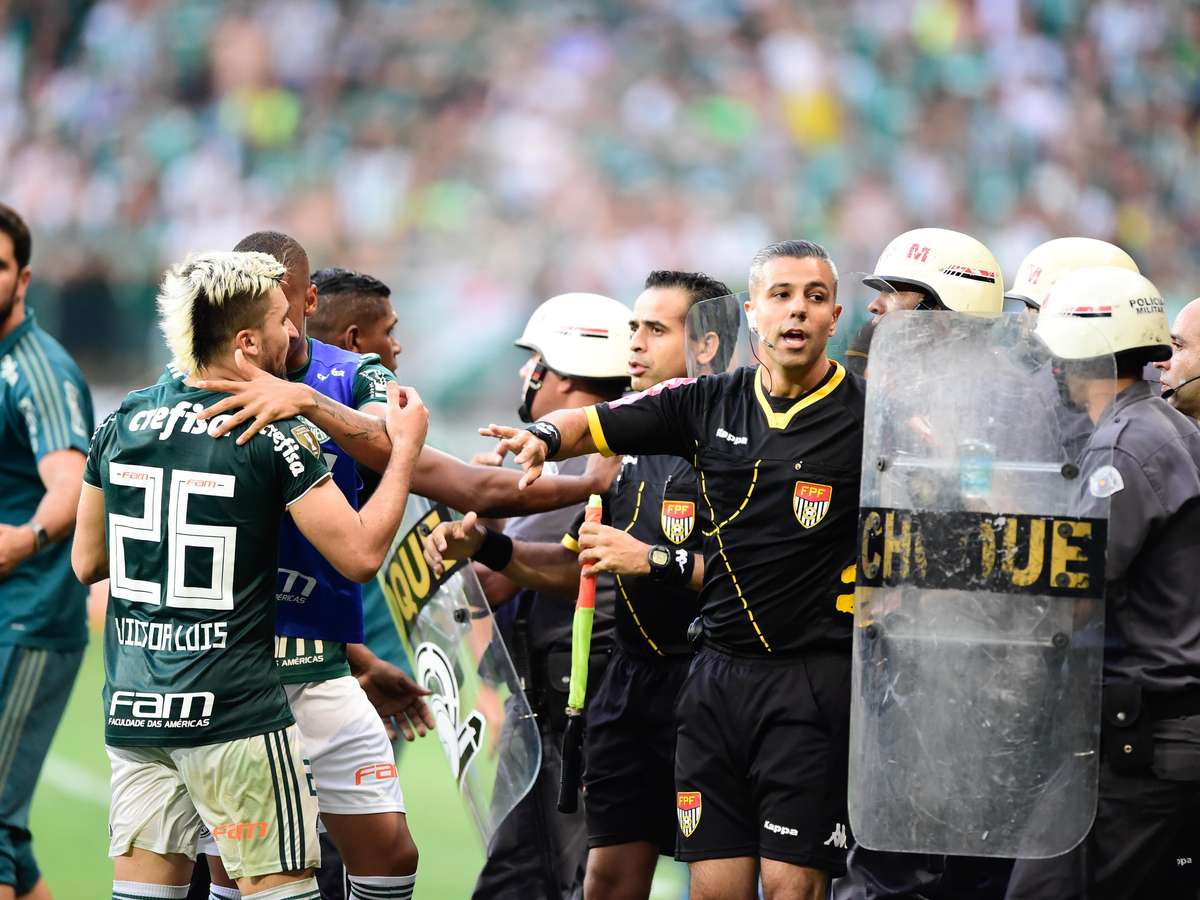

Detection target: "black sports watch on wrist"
[524, 421, 562, 458]
[647, 544, 673, 579]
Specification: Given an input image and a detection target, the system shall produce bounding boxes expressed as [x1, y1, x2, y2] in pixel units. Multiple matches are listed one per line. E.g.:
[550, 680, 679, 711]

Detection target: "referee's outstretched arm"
[480, 408, 594, 489]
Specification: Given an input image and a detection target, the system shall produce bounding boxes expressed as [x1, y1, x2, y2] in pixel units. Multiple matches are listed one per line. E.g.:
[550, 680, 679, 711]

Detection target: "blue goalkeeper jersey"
[0, 313, 93, 649]
[275, 338, 396, 646]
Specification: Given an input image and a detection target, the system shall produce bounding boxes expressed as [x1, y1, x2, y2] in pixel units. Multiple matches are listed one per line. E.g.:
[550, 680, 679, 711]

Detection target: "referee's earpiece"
[747, 311, 776, 350]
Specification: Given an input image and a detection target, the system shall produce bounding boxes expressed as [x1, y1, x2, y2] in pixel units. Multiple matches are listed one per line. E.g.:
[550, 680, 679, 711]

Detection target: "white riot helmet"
[514, 292, 632, 421]
[863, 228, 1003, 315]
[1006, 238, 1139, 312]
[1035, 267, 1170, 364]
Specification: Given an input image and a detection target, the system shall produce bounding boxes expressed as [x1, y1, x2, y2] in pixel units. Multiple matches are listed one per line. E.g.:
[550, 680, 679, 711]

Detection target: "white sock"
[208, 885, 240, 900]
[348, 873, 417, 899]
[243, 877, 320, 899]
[111, 882, 189, 900]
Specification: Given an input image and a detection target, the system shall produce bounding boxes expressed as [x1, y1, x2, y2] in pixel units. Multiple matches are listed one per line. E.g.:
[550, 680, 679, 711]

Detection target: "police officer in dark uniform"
[839, 232, 1147, 900]
[466, 290, 631, 900]
[1005, 266, 1200, 900]
[424, 270, 732, 900]
[1004, 238, 1143, 465]
[481, 240, 863, 900]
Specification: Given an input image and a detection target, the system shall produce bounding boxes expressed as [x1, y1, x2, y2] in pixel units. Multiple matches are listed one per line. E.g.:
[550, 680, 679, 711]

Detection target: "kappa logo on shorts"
[764, 819, 798, 837]
[677, 791, 702, 838]
[661, 500, 696, 544]
[823, 822, 848, 849]
[793, 481, 832, 529]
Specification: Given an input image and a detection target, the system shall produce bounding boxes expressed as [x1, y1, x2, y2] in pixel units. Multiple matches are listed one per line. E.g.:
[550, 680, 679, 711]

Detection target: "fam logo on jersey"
[793, 481, 832, 529]
[354, 762, 398, 785]
[661, 500, 696, 544]
[677, 791, 702, 837]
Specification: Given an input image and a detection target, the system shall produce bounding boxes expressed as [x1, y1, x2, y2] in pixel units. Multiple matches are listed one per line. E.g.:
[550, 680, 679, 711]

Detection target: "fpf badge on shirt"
[793, 481, 832, 529]
[661, 500, 696, 544]
[677, 791, 702, 837]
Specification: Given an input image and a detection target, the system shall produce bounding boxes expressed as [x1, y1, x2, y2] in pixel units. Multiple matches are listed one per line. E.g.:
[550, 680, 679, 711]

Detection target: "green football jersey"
[0, 313, 93, 650]
[159, 339, 396, 685]
[85, 379, 330, 747]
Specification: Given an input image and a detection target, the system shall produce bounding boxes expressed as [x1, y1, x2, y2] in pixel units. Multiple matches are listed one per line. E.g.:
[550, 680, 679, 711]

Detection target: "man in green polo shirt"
[0, 202, 94, 900]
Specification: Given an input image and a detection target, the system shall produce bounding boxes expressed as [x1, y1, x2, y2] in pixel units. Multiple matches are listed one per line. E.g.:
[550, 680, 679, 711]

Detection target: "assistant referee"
[482, 240, 864, 900]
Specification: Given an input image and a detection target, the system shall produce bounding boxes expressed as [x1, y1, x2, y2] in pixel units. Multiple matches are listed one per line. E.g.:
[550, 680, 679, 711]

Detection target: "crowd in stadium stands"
[2, 0, 1199, 433]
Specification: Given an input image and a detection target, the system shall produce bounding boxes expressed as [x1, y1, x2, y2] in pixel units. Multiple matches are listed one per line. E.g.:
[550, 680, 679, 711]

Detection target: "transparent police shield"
[685, 291, 756, 377]
[375, 497, 541, 850]
[849, 310, 1113, 859]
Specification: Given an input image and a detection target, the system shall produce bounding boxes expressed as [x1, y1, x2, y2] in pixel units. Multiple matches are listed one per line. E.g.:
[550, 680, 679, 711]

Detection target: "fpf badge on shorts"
[661, 500, 696, 544]
[793, 481, 832, 529]
[677, 791, 702, 837]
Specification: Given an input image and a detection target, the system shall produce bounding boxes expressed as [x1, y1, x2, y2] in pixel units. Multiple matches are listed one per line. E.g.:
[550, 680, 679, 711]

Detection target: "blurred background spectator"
[3, 0, 1199, 451]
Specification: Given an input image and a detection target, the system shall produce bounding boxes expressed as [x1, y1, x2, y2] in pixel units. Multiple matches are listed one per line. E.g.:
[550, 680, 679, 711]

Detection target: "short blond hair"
[157, 250, 286, 373]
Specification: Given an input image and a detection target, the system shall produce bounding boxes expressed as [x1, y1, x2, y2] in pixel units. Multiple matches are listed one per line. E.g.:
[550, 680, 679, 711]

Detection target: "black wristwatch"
[647, 544, 695, 585]
[647, 544, 674, 580]
[27, 522, 48, 553]
[524, 421, 562, 458]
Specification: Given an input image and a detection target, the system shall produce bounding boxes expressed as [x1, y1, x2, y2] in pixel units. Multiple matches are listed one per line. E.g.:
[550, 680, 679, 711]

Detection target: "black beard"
[0, 283, 16, 329]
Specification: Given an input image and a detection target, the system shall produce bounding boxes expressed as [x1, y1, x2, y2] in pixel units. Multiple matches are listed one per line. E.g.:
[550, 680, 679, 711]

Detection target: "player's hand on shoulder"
[477, 424, 545, 489]
[577, 522, 649, 577]
[196, 349, 314, 444]
[421, 510, 485, 577]
[385, 383, 429, 454]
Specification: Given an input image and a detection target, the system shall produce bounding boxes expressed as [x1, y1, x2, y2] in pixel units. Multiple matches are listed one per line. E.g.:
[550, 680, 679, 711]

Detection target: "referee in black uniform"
[481, 240, 864, 900]
[424, 270, 732, 899]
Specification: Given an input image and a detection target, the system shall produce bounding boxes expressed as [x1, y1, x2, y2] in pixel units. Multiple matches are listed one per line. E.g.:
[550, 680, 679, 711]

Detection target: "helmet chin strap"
[518, 360, 549, 423]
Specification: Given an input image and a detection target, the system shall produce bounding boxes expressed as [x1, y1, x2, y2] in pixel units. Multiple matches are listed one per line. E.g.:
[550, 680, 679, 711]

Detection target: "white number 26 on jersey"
[109, 463, 237, 611]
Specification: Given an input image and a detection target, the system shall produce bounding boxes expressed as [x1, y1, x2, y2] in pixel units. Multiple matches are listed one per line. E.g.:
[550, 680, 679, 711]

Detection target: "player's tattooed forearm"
[314, 393, 384, 441]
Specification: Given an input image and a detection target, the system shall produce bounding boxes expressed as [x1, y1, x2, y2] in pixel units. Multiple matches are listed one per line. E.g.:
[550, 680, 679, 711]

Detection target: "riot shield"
[685, 291, 755, 377]
[849, 311, 1113, 859]
[376, 497, 541, 849]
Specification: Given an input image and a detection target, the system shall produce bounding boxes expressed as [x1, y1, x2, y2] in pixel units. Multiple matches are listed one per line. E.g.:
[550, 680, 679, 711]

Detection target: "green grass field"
[29, 636, 688, 898]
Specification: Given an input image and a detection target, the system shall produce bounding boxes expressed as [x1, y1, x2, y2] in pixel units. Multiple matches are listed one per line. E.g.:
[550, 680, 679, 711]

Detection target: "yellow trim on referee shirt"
[561, 533, 580, 554]
[753, 361, 845, 430]
[584, 405, 614, 457]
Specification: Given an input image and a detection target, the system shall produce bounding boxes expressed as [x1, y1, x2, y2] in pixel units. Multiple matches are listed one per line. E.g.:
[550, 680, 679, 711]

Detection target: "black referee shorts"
[674, 645, 852, 874]
[584, 647, 691, 855]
